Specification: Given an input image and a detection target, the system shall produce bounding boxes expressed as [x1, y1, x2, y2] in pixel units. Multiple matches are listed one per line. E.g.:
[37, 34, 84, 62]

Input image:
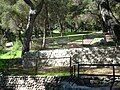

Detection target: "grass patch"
[37, 71, 70, 76]
[6, 68, 70, 76]
[69, 35, 83, 42]
[5, 66, 70, 76]
[0, 50, 22, 59]
[0, 50, 8, 54]
[0, 41, 22, 59]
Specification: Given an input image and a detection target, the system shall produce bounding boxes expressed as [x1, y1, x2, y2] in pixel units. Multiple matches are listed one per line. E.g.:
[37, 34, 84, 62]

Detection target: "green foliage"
[0, 0, 120, 50]
[0, 0, 119, 34]
[0, 0, 27, 43]
[0, 41, 22, 59]
[0, 59, 8, 70]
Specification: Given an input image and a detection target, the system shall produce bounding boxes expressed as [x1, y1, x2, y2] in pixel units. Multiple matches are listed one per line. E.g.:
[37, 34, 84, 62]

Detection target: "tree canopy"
[0, 0, 120, 55]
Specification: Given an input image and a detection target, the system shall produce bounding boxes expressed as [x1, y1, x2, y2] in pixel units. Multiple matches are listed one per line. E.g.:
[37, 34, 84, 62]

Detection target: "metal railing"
[71, 64, 120, 77]
[70, 63, 120, 90]
[23, 57, 72, 75]
[0, 57, 72, 89]
[0, 57, 72, 75]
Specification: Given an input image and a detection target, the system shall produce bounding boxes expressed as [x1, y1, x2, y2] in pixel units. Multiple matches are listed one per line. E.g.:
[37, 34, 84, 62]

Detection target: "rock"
[6, 42, 13, 48]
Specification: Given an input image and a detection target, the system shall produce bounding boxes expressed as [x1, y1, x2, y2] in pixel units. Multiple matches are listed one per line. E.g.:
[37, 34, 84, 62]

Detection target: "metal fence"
[70, 62, 120, 90]
[0, 57, 120, 89]
[0, 57, 72, 75]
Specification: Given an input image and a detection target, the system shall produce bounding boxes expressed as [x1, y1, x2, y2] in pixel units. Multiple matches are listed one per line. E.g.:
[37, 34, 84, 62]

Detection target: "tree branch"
[36, 0, 44, 15]
[23, 0, 35, 10]
[88, 10, 101, 17]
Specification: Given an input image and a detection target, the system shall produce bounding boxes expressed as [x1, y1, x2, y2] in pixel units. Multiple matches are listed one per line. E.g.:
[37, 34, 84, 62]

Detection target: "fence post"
[77, 64, 80, 78]
[35, 58, 38, 75]
[110, 65, 115, 90]
[73, 65, 76, 77]
[70, 57, 72, 76]
[113, 65, 115, 80]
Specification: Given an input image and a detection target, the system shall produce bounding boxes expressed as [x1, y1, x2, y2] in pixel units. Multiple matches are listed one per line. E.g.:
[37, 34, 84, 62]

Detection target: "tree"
[42, 2, 49, 49]
[22, 0, 44, 55]
[48, 0, 69, 36]
[0, 0, 28, 44]
[96, 0, 120, 44]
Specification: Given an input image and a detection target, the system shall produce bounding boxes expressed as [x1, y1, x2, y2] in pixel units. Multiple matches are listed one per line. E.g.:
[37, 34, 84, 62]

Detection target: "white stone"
[6, 42, 13, 47]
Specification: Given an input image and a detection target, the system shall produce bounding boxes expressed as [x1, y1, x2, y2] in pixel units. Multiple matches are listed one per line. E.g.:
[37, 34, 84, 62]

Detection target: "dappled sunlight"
[0, 0, 120, 89]
[82, 67, 120, 75]
[23, 46, 120, 67]
[3, 76, 61, 90]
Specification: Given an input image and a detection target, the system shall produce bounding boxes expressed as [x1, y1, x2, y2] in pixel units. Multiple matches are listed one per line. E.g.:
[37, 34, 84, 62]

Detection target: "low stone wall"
[1, 75, 120, 90]
[1, 76, 63, 90]
[23, 47, 120, 67]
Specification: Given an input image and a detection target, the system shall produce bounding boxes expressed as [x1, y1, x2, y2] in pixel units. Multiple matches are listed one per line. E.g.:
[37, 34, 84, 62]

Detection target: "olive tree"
[22, 0, 44, 55]
[96, 0, 120, 45]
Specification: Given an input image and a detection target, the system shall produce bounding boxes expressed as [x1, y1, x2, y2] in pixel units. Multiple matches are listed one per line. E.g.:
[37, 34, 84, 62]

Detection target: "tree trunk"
[42, 3, 49, 49]
[22, 9, 36, 55]
[59, 20, 64, 37]
[60, 21, 63, 36]
[42, 29, 46, 49]
[22, 0, 44, 55]
[96, 0, 120, 44]
[18, 30, 23, 44]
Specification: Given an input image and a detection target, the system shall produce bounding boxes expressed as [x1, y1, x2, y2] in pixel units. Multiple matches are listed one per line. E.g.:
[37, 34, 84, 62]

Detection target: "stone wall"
[1, 75, 120, 90]
[1, 76, 63, 90]
[23, 46, 120, 67]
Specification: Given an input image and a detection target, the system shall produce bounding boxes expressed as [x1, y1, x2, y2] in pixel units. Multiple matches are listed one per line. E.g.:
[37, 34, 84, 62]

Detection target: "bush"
[0, 59, 8, 70]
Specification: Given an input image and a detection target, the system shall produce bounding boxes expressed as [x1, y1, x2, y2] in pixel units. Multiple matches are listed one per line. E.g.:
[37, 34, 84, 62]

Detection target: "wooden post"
[70, 57, 72, 76]
[113, 65, 115, 80]
[73, 65, 76, 77]
[77, 64, 80, 78]
[35, 58, 38, 75]
[110, 65, 115, 90]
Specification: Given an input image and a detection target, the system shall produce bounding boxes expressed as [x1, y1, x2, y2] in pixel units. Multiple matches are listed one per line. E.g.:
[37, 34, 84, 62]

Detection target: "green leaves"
[0, 59, 8, 70]
[0, 41, 22, 59]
